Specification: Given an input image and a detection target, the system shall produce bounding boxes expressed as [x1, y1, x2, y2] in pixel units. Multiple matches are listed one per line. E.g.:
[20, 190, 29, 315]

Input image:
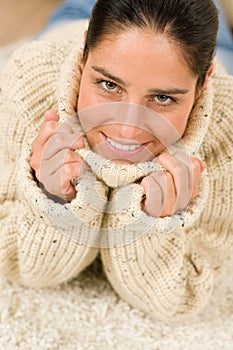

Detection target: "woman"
[0, 0, 232, 322]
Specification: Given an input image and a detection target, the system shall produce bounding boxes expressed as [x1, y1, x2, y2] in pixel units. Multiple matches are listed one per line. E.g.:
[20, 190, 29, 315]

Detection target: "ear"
[201, 63, 214, 90]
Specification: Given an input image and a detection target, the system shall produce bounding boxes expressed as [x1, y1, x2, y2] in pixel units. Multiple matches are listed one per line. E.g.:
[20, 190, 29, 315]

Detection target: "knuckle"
[176, 162, 187, 174]
[191, 190, 198, 199]
[141, 176, 149, 191]
[65, 150, 75, 163]
[29, 155, 36, 169]
[30, 154, 39, 170]
[157, 152, 172, 163]
[57, 123, 73, 134]
[43, 121, 58, 134]
[56, 149, 68, 164]
[61, 183, 70, 195]
[50, 132, 65, 147]
[76, 134, 84, 146]
[179, 199, 189, 210]
[62, 164, 74, 179]
[164, 171, 173, 183]
[191, 158, 201, 172]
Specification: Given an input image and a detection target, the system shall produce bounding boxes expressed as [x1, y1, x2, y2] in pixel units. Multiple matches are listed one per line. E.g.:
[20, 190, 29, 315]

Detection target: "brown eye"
[156, 95, 169, 103]
[105, 81, 118, 90]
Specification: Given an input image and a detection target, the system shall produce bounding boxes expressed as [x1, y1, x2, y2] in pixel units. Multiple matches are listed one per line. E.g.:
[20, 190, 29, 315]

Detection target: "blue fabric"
[214, 0, 233, 49]
[43, 0, 233, 75]
[43, 0, 96, 31]
[214, 0, 233, 74]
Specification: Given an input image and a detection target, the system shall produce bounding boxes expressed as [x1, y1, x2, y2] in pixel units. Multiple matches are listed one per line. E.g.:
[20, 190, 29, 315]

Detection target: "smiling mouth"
[101, 133, 149, 154]
[106, 136, 142, 151]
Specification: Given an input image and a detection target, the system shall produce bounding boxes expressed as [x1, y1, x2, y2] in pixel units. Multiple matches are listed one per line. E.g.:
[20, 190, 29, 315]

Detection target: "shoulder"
[211, 62, 233, 126]
[0, 30, 84, 130]
[200, 62, 233, 166]
[0, 19, 88, 99]
[0, 41, 67, 113]
[211, 60, 233, 103]
[0, 40, 69, 133]
[1, 39, 72, 94]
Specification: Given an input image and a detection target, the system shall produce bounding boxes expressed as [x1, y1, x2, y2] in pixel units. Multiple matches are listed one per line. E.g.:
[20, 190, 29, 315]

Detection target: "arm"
[0, 41, 107, 287]
[101, 73, 233, 322]
[100, 172, 212, 322]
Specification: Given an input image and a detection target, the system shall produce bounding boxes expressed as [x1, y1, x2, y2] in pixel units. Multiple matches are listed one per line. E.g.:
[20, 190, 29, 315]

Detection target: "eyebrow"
[147, 88, 189, 95]
[92, 65, 189, 95]
[92, 66, 126, 86]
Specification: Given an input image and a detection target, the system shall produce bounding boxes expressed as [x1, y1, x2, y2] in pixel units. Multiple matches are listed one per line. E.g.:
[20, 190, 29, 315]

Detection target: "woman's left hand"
[141, 151, 206, 217]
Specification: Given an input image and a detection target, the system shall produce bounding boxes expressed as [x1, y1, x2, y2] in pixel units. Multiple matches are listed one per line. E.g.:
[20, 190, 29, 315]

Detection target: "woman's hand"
[141, 152, 206, 217]
[30, 110, 85, 202]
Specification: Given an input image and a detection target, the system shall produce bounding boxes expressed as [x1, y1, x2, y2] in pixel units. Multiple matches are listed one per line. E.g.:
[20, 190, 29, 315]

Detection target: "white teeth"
[107, 137, 141, 151]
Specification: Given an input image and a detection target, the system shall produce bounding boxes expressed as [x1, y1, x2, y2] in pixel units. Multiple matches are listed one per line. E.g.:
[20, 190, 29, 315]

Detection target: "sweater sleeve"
[100, 176, 213, 322]
[0, 41, 107, 287]
[100, 73, 233, 322]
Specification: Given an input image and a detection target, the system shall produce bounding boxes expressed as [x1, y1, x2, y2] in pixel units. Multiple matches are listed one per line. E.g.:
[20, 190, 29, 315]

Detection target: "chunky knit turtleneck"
[0, 20, 232, 322]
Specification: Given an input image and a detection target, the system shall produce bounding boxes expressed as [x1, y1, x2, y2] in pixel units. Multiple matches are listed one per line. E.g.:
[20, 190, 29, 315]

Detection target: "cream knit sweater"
[0, 21, 232, 322]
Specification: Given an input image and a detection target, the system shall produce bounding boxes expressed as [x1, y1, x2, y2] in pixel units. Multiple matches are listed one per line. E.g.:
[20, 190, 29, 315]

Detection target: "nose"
[123, 93, 145, 108]
[116, 102, 145, 139]
[117, 123, 142, 140]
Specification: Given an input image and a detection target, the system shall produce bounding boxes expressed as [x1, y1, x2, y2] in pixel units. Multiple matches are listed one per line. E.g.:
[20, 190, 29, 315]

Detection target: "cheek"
[86, 128, 103, 149]
[77, 80, 89, 112]
[170, 98, 195, 136]
[78, 83, 105, 113]
[174, 114, 189, 135]
[77, 72, 96, 112]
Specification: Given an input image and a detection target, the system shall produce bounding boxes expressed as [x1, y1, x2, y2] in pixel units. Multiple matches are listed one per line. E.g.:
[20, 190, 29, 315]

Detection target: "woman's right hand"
[30, 110, 85, 202]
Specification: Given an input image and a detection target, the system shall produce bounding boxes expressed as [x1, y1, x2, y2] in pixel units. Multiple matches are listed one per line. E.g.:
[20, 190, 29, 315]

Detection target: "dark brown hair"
[83, 0, 219, 87]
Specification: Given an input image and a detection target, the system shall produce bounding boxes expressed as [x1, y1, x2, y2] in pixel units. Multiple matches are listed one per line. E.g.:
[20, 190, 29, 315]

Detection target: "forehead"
[87, 29, 196, 87]
[92, 28, 184, 60]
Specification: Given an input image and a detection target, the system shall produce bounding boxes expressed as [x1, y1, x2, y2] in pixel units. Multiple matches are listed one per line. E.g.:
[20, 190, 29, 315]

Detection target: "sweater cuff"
[100, 169, 209, 248]
[17, 144, 108, 249]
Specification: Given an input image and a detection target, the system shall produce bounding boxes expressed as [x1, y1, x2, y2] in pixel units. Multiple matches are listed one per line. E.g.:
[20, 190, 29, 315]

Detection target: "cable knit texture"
[0, 21, 232, 321]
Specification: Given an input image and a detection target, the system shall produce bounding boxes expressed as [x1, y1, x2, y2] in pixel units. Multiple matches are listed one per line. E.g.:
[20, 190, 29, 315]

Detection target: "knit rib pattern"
[0, 21, 232, 321]
[0, 39, 106, 287]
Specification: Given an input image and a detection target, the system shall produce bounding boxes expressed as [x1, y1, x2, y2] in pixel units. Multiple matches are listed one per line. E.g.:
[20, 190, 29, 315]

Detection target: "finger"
[141, 175, 164, 217]
[32, 119, 77, 153]
[44, 110, 59, 122]
[173, 152, 203, 200]
[42, 132, 84, 160]
[152, 172, 177, 216]
[198, 159, 206, 172]
[40, 163, 79, 199]
[31, 120, 63, 153]
[30, 121, 65, 170]
[189, 158, 203, 199]
[156, 152, 192, 210]
[172, 152, 193, 203]
[42, 163, 81, 202]
[141, 171, 176, 217]
[41, 149, 85, 177]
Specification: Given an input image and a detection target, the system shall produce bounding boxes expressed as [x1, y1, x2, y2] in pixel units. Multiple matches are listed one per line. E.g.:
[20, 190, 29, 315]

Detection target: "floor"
[0, 0, 62, 45]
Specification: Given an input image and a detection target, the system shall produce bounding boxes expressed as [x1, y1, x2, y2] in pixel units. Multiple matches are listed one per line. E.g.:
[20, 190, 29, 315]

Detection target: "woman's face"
[78, 29, 198, 163]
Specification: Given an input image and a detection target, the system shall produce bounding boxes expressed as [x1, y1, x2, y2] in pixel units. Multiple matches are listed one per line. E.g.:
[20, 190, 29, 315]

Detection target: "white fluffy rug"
[0, 42, 233, 350]
[0, 257, 233, 350]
